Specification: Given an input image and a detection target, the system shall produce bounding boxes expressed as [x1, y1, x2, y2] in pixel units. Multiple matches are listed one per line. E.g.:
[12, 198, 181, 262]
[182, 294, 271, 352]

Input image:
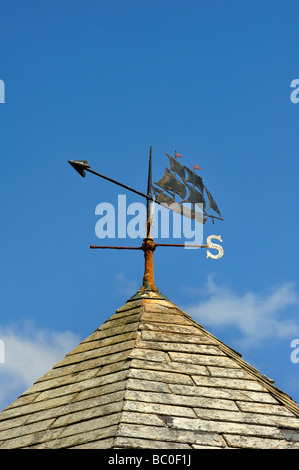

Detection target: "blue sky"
[1, 0, 299, 411]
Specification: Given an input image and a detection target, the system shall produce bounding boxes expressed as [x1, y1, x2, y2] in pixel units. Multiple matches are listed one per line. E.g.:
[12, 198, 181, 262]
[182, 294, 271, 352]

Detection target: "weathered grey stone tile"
[72, 438, 115, 449]
[141, 312, 190, 325]
[23, 369, 98, 396]
[193, 397, 239, 411]
[169, 383, 278, 403]
[81, 321, 140, 344]
[99, 313, 142, 331]
[74, 379, 127, 402]
[124, 389, 185, 406]
[123, 399, 197, 418]
[53, 339, 136, 368]
[34, 353, 129, 386]
[117, 423, 226, 447]
[234, 390, 279, 404]
[128, 367, 194, 385]
[120, 411, 165, 427]
[0, 414, 29, 431]
[0, 426, 63, 449]
[168, 352, 234, 365]
[0, 392, 40, 412]
[236, 401, 296, 416]
[143, 301, 177, 312]
[194, 408, 299, 428]
[114, 436, 192, 449]
[207, 366, 256, 379]
[67, 331, 138, 356]
[128, 349, 169, 363]
[51, 402, 123, 428]
[34, 369, 129, 403]
[58, 414, 120, 439]
[129, 358, 209, 377]
[116, 300, 144, 313]
[223, 434, 299, 449]
[0, 392, 77, 421]
[124, 388, 239, 410]
[39, 425, 120, 449]
[49, 349, 131, 376]
[126, 378, 171, 394]
[94, 359, 130, 378]
[170, 415, 284, 438]
[110, 307, 144, 320]
[140, 330, 218, 346]
[140, 322, 201, 335]
[0, 417, 55, 441]
[192, 375, 266, 391]
[138, 340, 223, 355]
[24, 390, 125, 426]
[143, 298, 177, 308]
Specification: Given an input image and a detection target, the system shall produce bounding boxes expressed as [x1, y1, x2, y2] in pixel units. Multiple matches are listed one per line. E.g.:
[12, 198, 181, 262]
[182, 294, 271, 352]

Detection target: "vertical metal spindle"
[146, 146, 152, 237]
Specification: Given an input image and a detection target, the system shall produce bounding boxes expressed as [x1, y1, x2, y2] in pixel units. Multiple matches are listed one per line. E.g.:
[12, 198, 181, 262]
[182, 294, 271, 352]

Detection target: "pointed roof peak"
[125, 236, 169, 302]
[1, 295, 299, 449]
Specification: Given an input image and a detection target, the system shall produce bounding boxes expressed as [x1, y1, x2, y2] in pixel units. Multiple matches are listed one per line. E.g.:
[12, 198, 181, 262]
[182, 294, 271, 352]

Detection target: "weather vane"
[68, 147, 223, 296]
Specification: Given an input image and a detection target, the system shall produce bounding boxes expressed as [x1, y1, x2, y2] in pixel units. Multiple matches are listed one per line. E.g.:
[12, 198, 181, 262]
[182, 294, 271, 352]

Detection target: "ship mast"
[142, 146, 157, 292]
[146, 147, 152, 238]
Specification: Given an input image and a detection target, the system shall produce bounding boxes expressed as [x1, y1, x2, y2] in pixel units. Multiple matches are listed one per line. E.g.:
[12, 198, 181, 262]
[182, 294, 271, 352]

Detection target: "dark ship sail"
[152, 152, 223, 224]
[166, 153, 186, 182]
[154, 166, 187, 200]
[184, 166, 204, 193]
[183, 185, 206, 210]
[152, 186, 174, 205]
[152, 186, 205, 224]
[204, 186, 221, 218]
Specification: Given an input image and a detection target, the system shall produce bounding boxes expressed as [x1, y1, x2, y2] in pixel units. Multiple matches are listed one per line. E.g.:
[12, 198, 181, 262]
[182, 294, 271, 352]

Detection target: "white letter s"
[206, 235, 224, 260]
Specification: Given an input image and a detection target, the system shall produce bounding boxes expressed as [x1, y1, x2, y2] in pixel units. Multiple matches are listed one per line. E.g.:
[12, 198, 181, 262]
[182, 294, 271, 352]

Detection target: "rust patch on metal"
[141, 237, 156, 291]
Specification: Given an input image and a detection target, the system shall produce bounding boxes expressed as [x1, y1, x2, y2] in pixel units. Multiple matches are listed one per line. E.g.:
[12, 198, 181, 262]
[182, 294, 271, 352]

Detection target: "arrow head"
[68, 160, 91, 177]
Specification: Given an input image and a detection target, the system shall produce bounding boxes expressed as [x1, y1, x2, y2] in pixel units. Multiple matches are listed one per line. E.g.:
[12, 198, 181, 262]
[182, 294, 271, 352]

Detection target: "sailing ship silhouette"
[152, 152, 222, 224]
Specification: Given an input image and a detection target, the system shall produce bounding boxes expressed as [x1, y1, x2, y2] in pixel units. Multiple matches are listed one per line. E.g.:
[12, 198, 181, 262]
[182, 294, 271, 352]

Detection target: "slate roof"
[1, 291, 299, 449]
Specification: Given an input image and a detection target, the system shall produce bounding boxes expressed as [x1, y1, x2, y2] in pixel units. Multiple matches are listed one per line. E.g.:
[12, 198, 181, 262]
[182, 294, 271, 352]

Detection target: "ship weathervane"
[68, 147, 224, 294]
[152, 150, 222, 226]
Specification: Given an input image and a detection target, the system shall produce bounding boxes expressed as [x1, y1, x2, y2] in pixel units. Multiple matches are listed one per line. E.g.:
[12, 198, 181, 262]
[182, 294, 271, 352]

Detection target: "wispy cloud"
[0, 322, 80, 411]
[182, 276, 299, 347]
[114, 272, 138, 296]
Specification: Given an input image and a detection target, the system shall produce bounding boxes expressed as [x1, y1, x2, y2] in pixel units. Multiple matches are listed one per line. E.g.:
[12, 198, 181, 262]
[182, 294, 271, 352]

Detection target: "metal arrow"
[68, 159, 150, 201]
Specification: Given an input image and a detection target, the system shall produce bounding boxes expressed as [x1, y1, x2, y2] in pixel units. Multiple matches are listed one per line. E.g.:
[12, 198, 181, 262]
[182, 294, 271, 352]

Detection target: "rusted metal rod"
[141, 237, 156, 290]
[155, 243, 208, 248]
[90, 245, 142, 250]
[90, 242, 209, 249]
